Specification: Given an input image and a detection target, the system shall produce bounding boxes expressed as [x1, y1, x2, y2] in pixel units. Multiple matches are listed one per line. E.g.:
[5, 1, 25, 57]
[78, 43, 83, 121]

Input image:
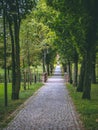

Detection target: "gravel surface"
[3, 66, 84, 130]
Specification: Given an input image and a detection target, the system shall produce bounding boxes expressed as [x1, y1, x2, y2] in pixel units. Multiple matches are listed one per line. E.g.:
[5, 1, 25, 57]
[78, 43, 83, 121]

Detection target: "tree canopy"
[0, 0, 98, 101]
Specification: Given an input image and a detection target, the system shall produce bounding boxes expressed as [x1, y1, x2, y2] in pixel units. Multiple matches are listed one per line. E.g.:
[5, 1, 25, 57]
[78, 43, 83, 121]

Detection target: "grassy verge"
[67, 84, 98, 130]
[0, 82, 43, 128]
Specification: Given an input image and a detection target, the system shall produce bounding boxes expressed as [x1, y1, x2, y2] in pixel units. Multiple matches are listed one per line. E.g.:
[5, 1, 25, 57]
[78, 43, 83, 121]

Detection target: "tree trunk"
[28, 67, 32, 85]
[3, 2, 8, 106]
[82, 0, 98, 100]
[67, 60, 72, 84]
[50, 64, 53, 75]
[12, 16, 21, 99]
[73, 59, 78, 87]
[42, 50, 46, 72]
[23, 59, 26, 90]
[82, 52, 92, 100]
[77, 59, 85, 92]
[92, 52, 96, 83]
[8, 19, 16, 99]
[23, 71, 26, 90]
[7, 3, 21, 100]
[27, 71, 30, 89]
[46, 64, 50, 76]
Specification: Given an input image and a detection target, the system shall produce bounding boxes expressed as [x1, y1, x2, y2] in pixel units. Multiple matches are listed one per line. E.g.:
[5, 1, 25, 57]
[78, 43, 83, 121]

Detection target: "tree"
[82, 0, 98, 99]
[46, 0, 98, 99]
[20, 12, 57, 75]
[1, 0, 38, 99]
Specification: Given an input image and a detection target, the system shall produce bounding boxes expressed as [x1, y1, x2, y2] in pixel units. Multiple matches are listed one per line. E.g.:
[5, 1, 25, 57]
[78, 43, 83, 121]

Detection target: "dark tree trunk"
[77, 59, 85, 92]
[82, 18, 96, 100]
[62, 63, 67, 72]
[42, 50, 46, 72]
[23, 71, 26, 90]
[46, 64, 50, 76]
[23, 59, 26, 90]
[7, 1, 21, 100]
[8, 19, 16, 99]
[27, 71, 30, 89]
[3, 1, 8, 106]
[82, 0, 98, 100]
[68, 60, 72, 84]
[92, 52, 96, 83]
[73, 61, 78, 87]
[27, 51, 32, 85]
[73, 53, 78, 87]
[50, 64, 53, 75]
[12, 15, 21, 99]
[28, 67, 32, 85]
[82, 52, 92, 100]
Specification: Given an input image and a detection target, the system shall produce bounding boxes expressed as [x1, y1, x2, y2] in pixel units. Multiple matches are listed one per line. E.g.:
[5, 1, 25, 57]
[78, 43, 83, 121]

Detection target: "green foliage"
[20, 3, 57, 68]
[46, 0, 98, 100]
[67, 84, 98, 130]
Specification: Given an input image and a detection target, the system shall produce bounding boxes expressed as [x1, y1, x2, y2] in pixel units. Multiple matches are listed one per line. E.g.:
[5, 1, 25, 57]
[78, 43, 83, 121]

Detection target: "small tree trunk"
[28, 67, 32, 85]
[50, 64, 53, 75]
[46, 64, 50, 76]
[23, 59, 26, 90]
[27, 71, 30, 89]
[23, 70, 26, 90]
[42, 50, 46, 72]
[67, 60, 72, 84]
[73, 60, 78, 87]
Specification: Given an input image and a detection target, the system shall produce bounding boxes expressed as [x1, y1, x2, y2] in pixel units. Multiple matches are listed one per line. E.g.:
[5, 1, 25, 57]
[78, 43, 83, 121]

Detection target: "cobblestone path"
[4, 66, 84, 130]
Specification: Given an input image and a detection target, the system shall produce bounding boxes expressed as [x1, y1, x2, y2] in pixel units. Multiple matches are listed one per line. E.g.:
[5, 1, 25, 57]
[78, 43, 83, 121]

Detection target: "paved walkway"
[4, 66, 84, 130]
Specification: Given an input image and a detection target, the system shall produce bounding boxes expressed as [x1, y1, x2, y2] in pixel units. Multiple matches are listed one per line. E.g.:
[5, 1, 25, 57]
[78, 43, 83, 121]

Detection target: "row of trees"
[0, 0, 57, 105]
[0, 0, 39, 106]
[45, 0, 98, 99]
[0, 0, 98, 104]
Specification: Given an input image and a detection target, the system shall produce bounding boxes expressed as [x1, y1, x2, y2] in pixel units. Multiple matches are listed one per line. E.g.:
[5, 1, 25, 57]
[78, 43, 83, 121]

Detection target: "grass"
[67, 84, 98, 130]
[0, 68, 4, 74]
[0, 82, 43, 128]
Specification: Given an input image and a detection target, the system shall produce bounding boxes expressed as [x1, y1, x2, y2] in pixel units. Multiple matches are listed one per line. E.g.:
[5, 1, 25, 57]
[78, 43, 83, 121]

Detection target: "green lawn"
[0, 82, 43, 128]
[67, 84, 98, 130]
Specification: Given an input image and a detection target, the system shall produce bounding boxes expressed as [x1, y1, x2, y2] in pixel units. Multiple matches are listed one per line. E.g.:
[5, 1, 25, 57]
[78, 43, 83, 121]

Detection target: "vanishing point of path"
[4, 66, 84, 130]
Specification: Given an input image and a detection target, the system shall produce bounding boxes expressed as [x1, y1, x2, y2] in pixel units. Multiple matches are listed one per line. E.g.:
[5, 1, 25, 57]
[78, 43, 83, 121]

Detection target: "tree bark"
[67, 60, 72, 84]
[3, 2, 8, 106]
[77, 59, 85, 92]
[82, 52, 92, 100]
[11, 15, 21, 99]
[23, 59, 26, 90]
[73, 55, 78, 87]
[42, 50, 46, 72]
[46, 64, 50, 76]
[8, 19, 16, 99]
[92, 52, 96, 83]
[73, 62, 78, 86]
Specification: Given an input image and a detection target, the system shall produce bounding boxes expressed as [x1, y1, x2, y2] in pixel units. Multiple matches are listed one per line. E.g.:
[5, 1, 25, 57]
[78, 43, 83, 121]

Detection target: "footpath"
[3, 65, 84, 130]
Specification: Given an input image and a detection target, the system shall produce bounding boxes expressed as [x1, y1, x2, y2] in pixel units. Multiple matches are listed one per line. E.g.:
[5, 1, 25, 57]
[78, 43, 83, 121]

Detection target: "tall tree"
[46, 0, 98, 99]
[82, 0, 98, 99]
[2, 0, 37, 99]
